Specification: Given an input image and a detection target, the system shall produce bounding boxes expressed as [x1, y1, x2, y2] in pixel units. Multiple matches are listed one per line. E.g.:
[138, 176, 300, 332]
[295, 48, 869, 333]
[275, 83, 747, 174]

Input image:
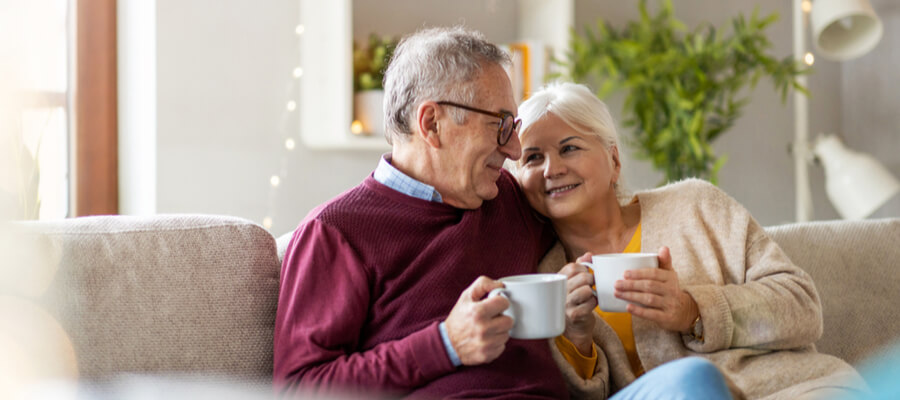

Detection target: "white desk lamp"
[813, 134, 900, 220]
[793, 0, 898, 221]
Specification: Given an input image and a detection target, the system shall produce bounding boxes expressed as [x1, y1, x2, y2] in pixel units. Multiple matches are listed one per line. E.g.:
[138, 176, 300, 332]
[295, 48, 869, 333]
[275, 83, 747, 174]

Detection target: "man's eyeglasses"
[437, 101, 521, 146]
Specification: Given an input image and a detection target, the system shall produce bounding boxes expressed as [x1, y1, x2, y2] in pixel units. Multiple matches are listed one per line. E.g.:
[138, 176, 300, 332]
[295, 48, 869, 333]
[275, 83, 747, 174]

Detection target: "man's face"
[434, 64, 521, 209]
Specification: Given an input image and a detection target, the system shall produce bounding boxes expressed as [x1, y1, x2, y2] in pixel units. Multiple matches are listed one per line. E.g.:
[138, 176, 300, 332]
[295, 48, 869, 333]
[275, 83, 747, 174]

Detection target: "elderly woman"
[513, 82, 866, 399]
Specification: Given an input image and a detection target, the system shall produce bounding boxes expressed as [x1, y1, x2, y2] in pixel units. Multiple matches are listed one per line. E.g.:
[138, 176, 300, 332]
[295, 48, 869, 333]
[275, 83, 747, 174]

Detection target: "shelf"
[297, 0, 572, 151]
[303, 131, 390, 151]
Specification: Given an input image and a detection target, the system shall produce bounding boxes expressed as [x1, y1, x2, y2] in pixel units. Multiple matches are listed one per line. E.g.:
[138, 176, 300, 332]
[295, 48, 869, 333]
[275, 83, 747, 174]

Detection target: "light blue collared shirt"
[373, 155, 461, 367]
[373, 155, 442, 203]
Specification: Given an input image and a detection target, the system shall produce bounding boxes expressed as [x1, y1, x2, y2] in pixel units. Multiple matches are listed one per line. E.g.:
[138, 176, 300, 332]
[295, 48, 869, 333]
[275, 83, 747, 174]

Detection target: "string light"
[263, 21, 304, 232]
[804, 52, 815, 66]
[351, 120, 364, 135]
[801, 0, 812, 13]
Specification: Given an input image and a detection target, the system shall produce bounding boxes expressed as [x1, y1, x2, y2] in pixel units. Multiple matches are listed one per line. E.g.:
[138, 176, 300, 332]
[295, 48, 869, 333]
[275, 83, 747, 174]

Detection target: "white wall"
[157, 0, 381, 236]
[118, 0, 157, 216]
[152, 0, 897, 234]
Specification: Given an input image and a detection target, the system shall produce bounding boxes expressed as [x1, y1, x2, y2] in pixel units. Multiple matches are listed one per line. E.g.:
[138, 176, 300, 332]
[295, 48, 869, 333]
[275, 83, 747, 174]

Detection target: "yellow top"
[556, 223, 645, 379]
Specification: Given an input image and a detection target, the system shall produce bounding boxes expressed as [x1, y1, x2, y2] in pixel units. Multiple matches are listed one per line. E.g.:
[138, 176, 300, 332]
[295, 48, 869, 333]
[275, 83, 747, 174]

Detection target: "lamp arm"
[794, 0, 814, 222]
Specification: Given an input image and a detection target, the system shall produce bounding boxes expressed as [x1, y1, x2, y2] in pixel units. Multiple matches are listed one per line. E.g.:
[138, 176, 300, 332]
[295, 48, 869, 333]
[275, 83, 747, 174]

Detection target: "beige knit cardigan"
[541, 179, 867, 399]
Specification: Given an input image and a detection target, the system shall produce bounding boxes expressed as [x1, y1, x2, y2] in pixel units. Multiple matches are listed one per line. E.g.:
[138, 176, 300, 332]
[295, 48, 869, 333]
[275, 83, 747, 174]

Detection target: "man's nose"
[500, 133, 522, 161]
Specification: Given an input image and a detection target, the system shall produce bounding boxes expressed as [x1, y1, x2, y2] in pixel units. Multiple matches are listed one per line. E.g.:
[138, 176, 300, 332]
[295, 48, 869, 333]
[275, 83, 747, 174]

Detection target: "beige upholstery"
[6, 215, 280, 381]
[766, 218, 900, 366]
[2, 214, 897, 385]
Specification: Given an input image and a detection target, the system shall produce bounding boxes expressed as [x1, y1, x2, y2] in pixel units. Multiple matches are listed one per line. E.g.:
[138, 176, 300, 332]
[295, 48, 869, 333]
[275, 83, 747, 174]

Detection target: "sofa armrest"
[766, 218, 900, 365]
[3, 214, 280, 381]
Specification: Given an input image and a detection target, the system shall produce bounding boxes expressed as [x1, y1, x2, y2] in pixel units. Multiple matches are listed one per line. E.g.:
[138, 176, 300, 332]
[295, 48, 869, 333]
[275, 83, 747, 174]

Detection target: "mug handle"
[487, 288, 515, 325]
[579, 262, 599, 299]
[487, 287, 508, 299]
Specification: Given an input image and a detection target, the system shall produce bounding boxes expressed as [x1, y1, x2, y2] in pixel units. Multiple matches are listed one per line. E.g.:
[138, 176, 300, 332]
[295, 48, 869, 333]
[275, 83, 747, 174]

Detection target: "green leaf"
[563, 0, 803, 184]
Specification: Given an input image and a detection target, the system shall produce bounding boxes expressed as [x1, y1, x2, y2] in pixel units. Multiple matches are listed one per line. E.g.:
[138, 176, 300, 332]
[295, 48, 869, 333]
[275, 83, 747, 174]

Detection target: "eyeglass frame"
[436, 101, 522, 146]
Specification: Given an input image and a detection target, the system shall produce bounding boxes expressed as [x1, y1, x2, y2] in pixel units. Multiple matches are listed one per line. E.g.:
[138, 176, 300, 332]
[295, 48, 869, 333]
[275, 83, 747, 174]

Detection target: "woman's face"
[515, 112, 620, 221]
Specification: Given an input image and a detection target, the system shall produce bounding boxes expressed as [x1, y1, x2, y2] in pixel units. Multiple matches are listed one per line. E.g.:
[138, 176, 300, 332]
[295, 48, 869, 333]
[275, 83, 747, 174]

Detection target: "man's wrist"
[439, 321, 462, 367]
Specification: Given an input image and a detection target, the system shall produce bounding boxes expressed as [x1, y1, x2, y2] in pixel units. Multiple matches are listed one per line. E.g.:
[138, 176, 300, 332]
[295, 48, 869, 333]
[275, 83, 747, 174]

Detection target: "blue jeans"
[850, 342, 900, 400]
[611, 357, 732, 400]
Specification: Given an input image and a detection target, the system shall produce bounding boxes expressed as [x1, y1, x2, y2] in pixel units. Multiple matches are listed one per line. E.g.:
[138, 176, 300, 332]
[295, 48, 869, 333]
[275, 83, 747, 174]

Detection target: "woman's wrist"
[679, 291, 700, 333]
[564, 331, 594, 356]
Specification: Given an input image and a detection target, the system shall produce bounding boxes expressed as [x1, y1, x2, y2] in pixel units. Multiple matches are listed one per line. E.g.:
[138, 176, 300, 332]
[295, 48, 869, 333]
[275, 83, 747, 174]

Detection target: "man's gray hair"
[382, 26, 511, 144]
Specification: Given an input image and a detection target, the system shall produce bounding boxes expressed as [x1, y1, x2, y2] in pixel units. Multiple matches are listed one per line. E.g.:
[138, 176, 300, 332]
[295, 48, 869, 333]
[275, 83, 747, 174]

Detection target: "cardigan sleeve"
[273, 219, 454, 396]
[681, 187, 823, 353]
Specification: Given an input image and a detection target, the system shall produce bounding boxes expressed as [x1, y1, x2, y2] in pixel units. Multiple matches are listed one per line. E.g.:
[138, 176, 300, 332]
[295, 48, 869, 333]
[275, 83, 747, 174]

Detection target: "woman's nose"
[543, 155, 566, 178]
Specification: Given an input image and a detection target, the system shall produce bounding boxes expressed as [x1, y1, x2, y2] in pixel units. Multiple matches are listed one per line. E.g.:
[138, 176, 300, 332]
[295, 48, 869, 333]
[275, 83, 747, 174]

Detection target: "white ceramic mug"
[581, 253, 659, 312]
[488, 273, 566, 339]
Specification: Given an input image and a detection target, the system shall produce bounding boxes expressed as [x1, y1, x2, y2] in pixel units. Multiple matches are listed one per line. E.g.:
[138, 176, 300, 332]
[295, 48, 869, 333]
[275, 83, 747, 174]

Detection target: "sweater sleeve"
[273, 219, 454, 395]
[550, 333, 611, 399]
[681, 187, 823, 353]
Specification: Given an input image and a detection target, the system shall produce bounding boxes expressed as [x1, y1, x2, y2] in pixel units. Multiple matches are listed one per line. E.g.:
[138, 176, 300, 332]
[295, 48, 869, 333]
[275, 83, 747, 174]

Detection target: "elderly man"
[273, 26, 565, 398]
[274, 26, 733, 399]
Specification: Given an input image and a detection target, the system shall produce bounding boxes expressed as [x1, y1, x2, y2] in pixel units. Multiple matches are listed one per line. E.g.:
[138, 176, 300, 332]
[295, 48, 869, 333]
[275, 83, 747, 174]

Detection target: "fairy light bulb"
[351, 120, 364, 135]
[262, 217, 273, 230]
[270, 175, 281, 187]
[804, 52, 815, 66]
[285, 138, 296, 150]
[286, 101, 297, 111]
[801, 0, 812, 13]
[295, 25, 305, 35]
[292, 67, 303, 78]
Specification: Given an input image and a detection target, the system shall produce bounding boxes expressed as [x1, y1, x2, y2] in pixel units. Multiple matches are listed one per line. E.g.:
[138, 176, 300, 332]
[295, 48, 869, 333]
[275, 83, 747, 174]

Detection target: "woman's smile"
[546, 183, 581, 197]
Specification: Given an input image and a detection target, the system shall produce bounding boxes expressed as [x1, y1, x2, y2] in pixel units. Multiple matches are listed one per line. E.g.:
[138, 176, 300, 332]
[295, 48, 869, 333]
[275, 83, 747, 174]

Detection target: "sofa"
[2, 214, 899, 394]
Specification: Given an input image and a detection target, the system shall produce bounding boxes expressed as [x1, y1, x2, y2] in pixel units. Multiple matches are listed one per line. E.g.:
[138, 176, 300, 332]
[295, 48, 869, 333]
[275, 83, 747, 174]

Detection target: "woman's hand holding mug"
[558, 252, 597, 355]
[614, 246, 700, 333]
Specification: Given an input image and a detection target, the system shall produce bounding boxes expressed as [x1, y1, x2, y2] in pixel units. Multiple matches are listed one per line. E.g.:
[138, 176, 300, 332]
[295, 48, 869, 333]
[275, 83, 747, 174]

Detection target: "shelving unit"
[297, 0, 572, 150]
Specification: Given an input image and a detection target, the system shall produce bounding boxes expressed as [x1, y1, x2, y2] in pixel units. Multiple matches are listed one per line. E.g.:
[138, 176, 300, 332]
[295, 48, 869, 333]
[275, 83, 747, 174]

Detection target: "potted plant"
[352, 34, 397, 136]
[561, 0, 807, 184]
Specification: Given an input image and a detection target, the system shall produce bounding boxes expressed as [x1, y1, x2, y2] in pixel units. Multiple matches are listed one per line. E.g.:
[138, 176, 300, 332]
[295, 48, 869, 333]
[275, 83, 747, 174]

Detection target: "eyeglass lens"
[499, 115, 521, 145]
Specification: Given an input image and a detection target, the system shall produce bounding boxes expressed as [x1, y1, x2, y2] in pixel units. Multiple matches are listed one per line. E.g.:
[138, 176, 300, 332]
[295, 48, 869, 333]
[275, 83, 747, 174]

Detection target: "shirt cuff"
[554, 335, 598, 380]
[439, 321, 462, 367]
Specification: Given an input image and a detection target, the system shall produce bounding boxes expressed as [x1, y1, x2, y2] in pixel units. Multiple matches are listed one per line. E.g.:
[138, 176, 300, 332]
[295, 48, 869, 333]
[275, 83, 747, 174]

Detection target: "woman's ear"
[609, 145, 622, 184]
[416, 101, 442, 149]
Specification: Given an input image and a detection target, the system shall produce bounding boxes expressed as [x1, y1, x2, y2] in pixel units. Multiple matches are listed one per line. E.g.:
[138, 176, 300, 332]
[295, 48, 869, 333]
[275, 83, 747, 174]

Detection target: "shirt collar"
[373, 154, 443, 203]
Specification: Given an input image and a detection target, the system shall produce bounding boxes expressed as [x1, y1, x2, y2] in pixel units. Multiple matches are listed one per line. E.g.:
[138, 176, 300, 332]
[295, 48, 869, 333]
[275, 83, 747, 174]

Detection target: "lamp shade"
[814, 134, 900, 220]
[811, 0, 883, 61]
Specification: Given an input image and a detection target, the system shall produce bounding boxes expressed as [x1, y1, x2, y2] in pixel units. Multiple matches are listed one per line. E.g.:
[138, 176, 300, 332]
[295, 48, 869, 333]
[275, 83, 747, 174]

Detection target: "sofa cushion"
[766, 218, 900, 366]
[6, 214, 280, 381]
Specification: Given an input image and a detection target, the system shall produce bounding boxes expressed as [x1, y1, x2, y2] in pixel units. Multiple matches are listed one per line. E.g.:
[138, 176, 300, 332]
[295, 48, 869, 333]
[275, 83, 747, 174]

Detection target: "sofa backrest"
[766, 218, 900, 366]
[4, 215, 280, 382]
[5, 214, 896, 383]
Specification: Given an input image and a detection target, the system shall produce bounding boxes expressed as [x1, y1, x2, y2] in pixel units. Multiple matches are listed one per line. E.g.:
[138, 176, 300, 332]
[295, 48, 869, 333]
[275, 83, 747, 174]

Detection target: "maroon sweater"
[274, 170, 565, 399]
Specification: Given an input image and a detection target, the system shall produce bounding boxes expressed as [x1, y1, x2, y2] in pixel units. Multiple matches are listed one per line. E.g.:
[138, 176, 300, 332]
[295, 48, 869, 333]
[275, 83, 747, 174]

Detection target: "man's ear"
[416, 101, 442, 149]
